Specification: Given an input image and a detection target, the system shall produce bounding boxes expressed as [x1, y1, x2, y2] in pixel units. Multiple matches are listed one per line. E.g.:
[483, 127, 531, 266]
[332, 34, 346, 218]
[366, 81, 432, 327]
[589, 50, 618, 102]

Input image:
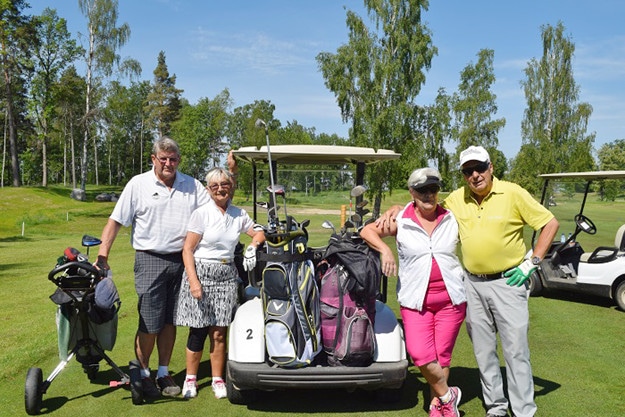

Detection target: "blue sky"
[27, 0, 625, 160]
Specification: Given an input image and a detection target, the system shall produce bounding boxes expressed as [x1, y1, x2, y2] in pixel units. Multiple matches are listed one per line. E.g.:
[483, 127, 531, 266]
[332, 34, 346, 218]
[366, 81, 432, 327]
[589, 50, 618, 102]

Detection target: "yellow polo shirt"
[443, 177, 554, 275]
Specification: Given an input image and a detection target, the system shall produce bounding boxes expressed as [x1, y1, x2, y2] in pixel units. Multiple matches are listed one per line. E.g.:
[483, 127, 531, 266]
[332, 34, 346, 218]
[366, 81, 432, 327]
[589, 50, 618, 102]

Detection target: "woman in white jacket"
[360, 167, 466, 417]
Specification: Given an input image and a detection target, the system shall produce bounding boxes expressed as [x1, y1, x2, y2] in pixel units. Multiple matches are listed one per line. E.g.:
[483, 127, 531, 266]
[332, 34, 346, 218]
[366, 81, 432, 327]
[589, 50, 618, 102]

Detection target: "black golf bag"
[317, 231, 381, 366]
[259, 216, 321, 368]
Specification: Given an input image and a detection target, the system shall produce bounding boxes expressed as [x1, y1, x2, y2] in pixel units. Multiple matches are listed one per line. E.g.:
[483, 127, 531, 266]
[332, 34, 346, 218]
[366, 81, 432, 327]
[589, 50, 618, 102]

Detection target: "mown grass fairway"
[1, 185, 624, 416]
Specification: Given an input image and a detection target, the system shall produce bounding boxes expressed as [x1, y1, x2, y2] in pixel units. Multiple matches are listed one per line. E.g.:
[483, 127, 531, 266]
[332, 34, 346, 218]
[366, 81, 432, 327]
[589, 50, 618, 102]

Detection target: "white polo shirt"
[110, 168, 209, 254]
[186, 199, 254, 262]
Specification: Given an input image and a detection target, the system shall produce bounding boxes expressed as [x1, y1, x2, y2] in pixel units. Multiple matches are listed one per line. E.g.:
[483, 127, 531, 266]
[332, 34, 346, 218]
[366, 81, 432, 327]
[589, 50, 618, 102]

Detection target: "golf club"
[342, 219, 355, 233]
[256, 119, 279, 231]
[268, 184, 288, 226]
[350, 185, 367, 217]
[322, 220, 337, 234]
[350, 185, 367, 198]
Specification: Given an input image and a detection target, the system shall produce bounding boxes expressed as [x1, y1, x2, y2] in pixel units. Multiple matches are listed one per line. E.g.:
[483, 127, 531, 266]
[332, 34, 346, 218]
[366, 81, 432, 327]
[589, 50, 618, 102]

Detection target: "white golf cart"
[226, 144, 408, 404]
[528, 170, 625, 311]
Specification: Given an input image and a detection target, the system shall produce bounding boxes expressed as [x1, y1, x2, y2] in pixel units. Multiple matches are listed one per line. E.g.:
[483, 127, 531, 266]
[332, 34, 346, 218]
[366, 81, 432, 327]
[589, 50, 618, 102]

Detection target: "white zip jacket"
[395, 203, 466, 311]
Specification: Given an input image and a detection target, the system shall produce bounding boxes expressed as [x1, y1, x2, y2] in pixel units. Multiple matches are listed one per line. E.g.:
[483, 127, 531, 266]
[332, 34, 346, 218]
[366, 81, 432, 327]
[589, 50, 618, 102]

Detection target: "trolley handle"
[48, 261, 101, 283]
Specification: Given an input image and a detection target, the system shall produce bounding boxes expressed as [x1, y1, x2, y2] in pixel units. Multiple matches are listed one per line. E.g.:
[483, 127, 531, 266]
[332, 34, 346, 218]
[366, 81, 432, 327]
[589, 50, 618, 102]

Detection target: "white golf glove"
[504, 259, 536, 287]
[243, 245, 257, 271]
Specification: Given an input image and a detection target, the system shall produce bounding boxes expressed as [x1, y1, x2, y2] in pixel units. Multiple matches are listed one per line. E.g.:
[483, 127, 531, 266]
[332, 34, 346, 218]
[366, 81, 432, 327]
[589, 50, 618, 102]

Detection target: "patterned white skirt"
[174, 261, 238, 328]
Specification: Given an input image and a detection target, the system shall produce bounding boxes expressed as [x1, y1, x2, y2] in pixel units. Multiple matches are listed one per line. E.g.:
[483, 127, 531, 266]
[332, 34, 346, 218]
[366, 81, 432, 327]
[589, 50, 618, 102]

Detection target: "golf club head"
[351, 213, 362, 223]
[350, 185, 367, 197]
[358, 208, 370, 217]
[267, 184, 286, 196]
[322, 220, 337, 234]
[356, 199, 369, 209]
[244, 285, 261, 301]
[343, 220, 355, 231]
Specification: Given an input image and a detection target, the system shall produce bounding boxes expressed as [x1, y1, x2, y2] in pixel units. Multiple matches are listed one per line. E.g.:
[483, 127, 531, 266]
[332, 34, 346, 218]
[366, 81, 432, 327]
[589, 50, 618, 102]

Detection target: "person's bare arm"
[374, 205, 403, 231]
[182, 232, 203, 300]
[96, 218, 122, 269]
[359, 221, 398, 277]
[533, 217, 560, 260]
[227, 150, 238, 195]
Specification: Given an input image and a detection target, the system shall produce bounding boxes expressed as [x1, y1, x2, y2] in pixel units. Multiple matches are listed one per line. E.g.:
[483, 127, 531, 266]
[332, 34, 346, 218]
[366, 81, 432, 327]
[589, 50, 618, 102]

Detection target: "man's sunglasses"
[461, 161, 490, 176]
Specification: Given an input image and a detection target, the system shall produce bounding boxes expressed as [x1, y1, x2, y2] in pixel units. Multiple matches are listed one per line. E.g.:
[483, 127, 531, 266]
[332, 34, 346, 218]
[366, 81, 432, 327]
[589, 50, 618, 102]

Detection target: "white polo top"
[110, 168, 209, 254]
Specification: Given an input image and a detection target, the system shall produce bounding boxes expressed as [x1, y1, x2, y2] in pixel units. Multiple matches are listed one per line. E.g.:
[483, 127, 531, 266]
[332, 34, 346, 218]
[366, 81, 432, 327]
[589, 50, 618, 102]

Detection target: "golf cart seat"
[579, 224, 625, 264]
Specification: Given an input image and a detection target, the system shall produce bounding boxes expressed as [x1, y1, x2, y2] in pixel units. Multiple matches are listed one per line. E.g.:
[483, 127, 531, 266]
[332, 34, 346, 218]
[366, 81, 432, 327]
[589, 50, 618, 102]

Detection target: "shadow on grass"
[41, 185, 123, 202]
[0, 236, 32, 243]
[447, 366, 560, 414]
[537, 289, 616, 309]
[36, 366, 131, 414]
[243, 377, 420, 413]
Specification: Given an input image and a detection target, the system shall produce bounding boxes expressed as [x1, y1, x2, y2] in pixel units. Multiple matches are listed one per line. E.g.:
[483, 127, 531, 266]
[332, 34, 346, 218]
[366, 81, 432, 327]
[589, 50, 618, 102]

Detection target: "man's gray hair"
[152, 137, 180, 156]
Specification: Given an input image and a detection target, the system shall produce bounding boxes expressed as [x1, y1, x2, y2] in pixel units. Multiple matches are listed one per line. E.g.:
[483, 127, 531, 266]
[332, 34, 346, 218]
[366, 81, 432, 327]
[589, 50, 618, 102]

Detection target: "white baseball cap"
[407, 167, 442, 189]
[459, 145, 490, 167]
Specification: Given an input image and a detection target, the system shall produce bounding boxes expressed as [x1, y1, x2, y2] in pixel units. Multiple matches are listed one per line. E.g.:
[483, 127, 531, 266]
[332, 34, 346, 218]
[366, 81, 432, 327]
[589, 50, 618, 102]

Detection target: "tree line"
[2, 0, 624, 206]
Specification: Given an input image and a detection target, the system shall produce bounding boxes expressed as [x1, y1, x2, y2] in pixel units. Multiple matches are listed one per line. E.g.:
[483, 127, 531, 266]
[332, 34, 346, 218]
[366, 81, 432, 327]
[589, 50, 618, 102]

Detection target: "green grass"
[1, 185, 625, 416]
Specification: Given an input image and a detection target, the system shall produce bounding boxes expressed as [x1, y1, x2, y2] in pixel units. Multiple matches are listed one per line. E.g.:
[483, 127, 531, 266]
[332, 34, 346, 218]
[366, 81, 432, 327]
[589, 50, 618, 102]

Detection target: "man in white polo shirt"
[96, 137, 236, 400]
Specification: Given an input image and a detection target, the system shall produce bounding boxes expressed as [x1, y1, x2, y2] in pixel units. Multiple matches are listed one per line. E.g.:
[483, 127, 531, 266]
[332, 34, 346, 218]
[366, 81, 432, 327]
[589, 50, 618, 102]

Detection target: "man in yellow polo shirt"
[377, 145, 559, 417]
[446, 146, 558, 417]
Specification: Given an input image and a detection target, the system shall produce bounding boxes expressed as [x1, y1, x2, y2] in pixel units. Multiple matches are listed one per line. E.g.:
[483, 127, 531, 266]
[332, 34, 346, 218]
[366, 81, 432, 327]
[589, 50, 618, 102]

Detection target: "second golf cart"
[527, 170, 625, 311]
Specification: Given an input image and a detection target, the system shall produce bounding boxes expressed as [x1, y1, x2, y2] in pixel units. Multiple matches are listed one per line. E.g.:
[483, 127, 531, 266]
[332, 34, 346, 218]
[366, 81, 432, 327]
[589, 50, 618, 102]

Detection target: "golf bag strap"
[258, 251, 313, 263]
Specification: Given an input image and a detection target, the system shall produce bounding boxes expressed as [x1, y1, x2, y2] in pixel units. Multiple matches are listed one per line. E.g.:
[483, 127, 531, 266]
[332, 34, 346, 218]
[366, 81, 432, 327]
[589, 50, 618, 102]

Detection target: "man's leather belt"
[469, 271, 505, 280]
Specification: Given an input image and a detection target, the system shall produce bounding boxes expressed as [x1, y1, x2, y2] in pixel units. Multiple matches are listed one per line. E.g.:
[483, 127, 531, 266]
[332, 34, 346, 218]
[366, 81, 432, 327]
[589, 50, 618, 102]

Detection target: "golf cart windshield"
[533, 170, 625, 246]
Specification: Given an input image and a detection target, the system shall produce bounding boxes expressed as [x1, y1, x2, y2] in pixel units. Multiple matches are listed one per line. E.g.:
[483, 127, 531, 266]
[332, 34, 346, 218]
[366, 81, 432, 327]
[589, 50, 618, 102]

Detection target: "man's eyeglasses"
[412, 184, 440, 194]
[461, 161, 490, 176]
[156, 156, 180, 164]
[208, 182, 232, 191]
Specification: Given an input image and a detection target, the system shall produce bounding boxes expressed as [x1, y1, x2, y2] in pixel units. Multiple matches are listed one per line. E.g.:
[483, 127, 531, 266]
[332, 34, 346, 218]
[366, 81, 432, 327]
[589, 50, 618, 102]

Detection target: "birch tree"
[78, 0, 140, 191]
[317, 0, 436, 215]
[511, 22, 594, 193]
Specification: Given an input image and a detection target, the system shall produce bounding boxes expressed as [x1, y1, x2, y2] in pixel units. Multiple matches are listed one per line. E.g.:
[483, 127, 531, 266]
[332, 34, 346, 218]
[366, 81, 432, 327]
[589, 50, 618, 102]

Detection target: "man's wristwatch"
[531, 256, 541, 265]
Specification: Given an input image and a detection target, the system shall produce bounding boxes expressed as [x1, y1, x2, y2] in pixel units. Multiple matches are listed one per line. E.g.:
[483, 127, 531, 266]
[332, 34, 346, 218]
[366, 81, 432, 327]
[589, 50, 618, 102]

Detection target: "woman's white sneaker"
[211, 379, 227, 399]
[182, 378, 197, 399]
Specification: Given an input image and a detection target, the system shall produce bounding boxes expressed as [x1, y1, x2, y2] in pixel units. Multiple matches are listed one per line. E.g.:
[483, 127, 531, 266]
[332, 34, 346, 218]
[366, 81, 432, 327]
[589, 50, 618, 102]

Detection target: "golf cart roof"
[539, 171, 625, 181]
[233, 145, 400, 165]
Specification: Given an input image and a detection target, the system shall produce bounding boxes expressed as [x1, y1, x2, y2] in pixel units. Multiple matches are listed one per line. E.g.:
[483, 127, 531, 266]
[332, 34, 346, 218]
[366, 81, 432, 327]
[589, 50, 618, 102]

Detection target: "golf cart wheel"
[226, 377, 258, 405]
[528, 271, 543, 296]
[615, 281, 625, 312]
[25, 367, 43, 415]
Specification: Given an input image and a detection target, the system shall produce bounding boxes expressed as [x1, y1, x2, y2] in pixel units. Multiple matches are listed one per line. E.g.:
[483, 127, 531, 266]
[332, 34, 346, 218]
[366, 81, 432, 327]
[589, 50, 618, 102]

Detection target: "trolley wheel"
[128, 360, 144, 405]
[25, 367, 43, 415]
[84, 364, 99, 381]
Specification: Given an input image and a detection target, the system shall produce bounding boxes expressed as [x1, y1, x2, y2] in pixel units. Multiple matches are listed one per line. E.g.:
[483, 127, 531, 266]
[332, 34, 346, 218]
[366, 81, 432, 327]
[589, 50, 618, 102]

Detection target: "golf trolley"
[24, 235, 129, 415]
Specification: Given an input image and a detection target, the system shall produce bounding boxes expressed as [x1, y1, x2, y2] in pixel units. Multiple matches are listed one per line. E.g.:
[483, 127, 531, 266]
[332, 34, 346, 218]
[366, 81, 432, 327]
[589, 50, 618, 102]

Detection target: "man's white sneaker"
[212, 379, 227, 399]
[182, 378, 197, 399]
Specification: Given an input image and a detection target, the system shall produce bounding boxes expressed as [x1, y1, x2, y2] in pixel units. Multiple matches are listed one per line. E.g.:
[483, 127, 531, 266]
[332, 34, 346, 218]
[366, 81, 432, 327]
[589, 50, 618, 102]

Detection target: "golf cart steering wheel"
[574, 214, 597, 235]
